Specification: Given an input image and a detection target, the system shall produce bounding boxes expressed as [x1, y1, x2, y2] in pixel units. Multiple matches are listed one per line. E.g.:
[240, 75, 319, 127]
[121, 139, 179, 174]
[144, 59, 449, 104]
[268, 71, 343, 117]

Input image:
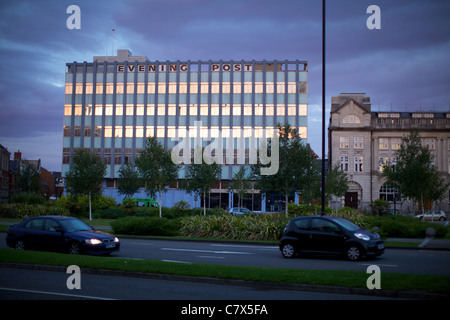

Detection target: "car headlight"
[114, 237, 119, 243]
[85, 239, 102, 245]
[354, 233, 370, 241]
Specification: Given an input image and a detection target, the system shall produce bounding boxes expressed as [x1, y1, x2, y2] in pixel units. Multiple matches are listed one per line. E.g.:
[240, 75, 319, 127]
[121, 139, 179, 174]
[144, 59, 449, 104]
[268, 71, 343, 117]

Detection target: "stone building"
[328, 93, 450, 214]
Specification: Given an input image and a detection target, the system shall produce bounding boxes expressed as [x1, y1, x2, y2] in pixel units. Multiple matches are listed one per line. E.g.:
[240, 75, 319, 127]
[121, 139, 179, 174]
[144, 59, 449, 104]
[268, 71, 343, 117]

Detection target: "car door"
[42, 218, 66, 252]
[23, 218, 46, 249]
[289, 218, 311, 251]
[308, 218, 346, 253]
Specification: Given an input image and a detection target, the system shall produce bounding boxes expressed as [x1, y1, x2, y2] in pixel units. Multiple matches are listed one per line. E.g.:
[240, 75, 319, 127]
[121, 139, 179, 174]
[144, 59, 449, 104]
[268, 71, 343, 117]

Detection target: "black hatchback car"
[279, 215, 384, 261]
[6, 215, 120, 255]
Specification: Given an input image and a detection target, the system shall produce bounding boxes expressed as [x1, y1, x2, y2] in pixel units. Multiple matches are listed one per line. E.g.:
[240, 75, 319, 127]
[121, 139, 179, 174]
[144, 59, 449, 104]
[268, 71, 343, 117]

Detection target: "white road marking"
[0, 287, 115, 300]
[161, 248, 253, 255]
[359, 263, 398, 268]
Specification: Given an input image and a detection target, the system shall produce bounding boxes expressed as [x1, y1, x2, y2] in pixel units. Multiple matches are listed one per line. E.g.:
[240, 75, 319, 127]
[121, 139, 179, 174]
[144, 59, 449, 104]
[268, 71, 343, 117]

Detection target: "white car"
[415, 210, 447, 221]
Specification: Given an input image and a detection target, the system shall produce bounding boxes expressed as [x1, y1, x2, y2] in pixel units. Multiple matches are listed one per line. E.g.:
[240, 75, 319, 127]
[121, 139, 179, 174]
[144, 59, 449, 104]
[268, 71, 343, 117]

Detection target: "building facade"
[328, 93, 450, 214]
[63, 50, 308, 210]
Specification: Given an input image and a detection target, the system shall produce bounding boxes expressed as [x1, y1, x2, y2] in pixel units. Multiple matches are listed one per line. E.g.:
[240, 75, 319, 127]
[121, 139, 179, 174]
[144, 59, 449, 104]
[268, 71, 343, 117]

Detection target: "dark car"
[6, 215, 120, 255]
[279, 215, 384, 261]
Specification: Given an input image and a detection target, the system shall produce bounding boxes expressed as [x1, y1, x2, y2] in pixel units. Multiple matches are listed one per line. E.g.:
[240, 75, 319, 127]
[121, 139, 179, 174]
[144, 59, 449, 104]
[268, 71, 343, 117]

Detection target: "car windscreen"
[333, 217, 361, 232]
[59, 218, 93, 232]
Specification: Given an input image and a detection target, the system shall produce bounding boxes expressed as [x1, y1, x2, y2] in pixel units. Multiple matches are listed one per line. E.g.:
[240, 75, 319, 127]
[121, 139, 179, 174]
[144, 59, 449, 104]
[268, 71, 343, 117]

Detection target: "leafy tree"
[382, 130, 449, 214]
[231, 166, 251, 209]
[252, 123, 317, 215]
[17, 160, 41, 194]
[135, 137, 179, 218]
[117, 163, 140, 199]
[325, 162, 349, 205]
[65, 149, 106, 220]
[182, 148, 222, 216]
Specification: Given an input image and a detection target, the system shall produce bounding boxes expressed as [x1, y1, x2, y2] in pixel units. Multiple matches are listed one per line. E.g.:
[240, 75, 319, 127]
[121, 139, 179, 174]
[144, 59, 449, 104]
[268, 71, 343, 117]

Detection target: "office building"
[63, 50, 308, 210]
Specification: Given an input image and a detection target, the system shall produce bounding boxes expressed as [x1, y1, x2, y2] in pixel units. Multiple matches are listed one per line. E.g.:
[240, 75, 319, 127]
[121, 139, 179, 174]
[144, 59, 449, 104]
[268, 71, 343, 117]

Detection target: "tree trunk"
[285, 194, 288, 216]
[89, 192, 92, 221]
[158, 191, 162, 218]
[203, 190, 206, 216]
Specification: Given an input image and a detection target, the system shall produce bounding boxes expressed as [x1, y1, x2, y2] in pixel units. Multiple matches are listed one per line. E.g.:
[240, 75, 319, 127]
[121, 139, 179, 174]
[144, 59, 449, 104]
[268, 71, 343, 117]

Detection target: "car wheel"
[346, 245, 362, 261]
[281, 243, 296, 258]
[439, 216, 445, 221]
[15, 239, 25, 250]
[69, 242, 81, 255]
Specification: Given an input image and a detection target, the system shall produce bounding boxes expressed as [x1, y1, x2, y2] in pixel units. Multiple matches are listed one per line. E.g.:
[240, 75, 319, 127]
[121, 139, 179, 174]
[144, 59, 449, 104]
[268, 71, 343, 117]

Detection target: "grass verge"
[0, 248, 449, 296]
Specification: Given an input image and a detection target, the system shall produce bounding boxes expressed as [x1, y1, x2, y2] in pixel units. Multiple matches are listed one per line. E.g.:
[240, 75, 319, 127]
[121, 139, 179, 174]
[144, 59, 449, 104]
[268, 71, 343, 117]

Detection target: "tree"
[65, 149, 106, 221]
[252, 123, 317, 215]
[117, 163, 140, 199]
[17, 160, 41, 194]
[183, 148, 222, 216]
[135, 137, 179, 218]
[382, 130, 449, 214]
[325, 162, 349, 205]
[231, 166, 251, 209]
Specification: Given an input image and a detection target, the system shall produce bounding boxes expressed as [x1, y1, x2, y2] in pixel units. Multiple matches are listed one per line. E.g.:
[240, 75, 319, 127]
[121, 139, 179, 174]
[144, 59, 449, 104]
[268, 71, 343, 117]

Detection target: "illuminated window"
[105, 105, 113, 116]
[156, 126, 165, 137]
[168, 104, 177, 116]
[168, 83, 177, 94]
[147, 105, 155, 116]
[157, 105, 165, 115]
[126, 83, 134, 94]
[95, 105, 103, 116]
[106, 83, 114, 94]
[104, 126, 112, 137]
[179, 105, 187, 116]
[211, 105, 219, 116]
[167, 126, 176, 138]
[354, 156, 363, 172]
[243, 105, 252, 116]
[340, 137, 349, 149]
[265, 82, 274, 93]
[354, 137, 363, 149]
[116, 83, 124, 94]
[287, 105, 296, 116]
[64, 105, 72, 116]
[126, 105, 134, 116]
[136, 126, 144, 138]
[157, 83, 166, 94]
[136, 104, 144, 116]
[115, 105, 123, 116]
[65, 84, 73, 94]
[222, 83, 230, 94]
[266, 105, 274, 116]
[343, 114, 361, 124]
[189, 104, 197, 116]
[125, 126, 133, 138]
[179, 83, 187, 94]
[146, 126, 154, 137]
[147, 83, 155, 94]
[276, 82, 285, 94]
[244, 82, 252, 93]
[75, 83, 83, 94]
[136, 83, 145, 94]
[232, 105, 241, 116]
[222, 105, 230, 116]
[200, 82, 209, 94]
[276, 106, 285, 116]
[95, 83, 103, 94]
[115, 126, 123, 138]
[391, 138, 401, 150]
[200, 105, 209, 116]
[233, 82, 241, 94]
[379, 138, 389, 150]
[190, 83, 198, 94]
[254, 82, 263, 93]
[255, 105, 263, 116]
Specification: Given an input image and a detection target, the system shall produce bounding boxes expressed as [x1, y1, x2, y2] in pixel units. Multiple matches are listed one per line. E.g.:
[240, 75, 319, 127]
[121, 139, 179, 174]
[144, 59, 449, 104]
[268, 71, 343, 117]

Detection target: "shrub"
[10, 193, 46, 205]
[0, 203, 69, 219]
[179, 214, 290, 241]
[111, 216, 180, 236]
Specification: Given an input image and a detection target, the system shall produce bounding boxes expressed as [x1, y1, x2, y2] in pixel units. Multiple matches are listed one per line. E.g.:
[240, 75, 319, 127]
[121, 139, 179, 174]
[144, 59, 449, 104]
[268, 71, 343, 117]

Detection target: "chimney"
[14, 150, 21, 160]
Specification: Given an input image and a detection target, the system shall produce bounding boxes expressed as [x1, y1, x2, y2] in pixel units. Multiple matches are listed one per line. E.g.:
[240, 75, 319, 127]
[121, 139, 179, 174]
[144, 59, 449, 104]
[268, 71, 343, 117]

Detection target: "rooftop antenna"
[112, 29, 115, 56]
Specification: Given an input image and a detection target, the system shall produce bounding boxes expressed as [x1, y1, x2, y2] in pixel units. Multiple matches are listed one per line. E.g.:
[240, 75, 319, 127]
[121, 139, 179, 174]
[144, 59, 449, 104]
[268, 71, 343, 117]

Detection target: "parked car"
[6, 215, 120, 255]
[415, 210, 447, 221]
[227, 207, 256, 215]
[279, 215, 384, 261]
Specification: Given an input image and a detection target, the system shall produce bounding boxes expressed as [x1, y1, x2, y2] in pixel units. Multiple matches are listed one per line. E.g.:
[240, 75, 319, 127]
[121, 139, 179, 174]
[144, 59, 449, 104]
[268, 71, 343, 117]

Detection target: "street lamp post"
[321, 0, 326, 216]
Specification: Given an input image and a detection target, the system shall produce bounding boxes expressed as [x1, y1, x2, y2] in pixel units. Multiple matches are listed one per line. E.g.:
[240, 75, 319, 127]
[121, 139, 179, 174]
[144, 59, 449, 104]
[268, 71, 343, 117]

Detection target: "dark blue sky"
[0, 0, 449, 171]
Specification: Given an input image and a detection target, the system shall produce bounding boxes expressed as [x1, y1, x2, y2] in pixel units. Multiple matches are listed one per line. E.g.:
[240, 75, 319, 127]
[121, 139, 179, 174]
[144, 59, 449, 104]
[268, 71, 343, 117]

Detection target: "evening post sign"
[116, 63, 253, 73]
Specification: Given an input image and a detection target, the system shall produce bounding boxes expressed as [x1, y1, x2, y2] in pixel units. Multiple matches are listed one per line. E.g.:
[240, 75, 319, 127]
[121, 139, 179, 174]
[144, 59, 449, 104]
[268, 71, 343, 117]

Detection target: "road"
[1, 234, 450, 276]
[111, 238, 450, 277]
[0, 266, 392, 301]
